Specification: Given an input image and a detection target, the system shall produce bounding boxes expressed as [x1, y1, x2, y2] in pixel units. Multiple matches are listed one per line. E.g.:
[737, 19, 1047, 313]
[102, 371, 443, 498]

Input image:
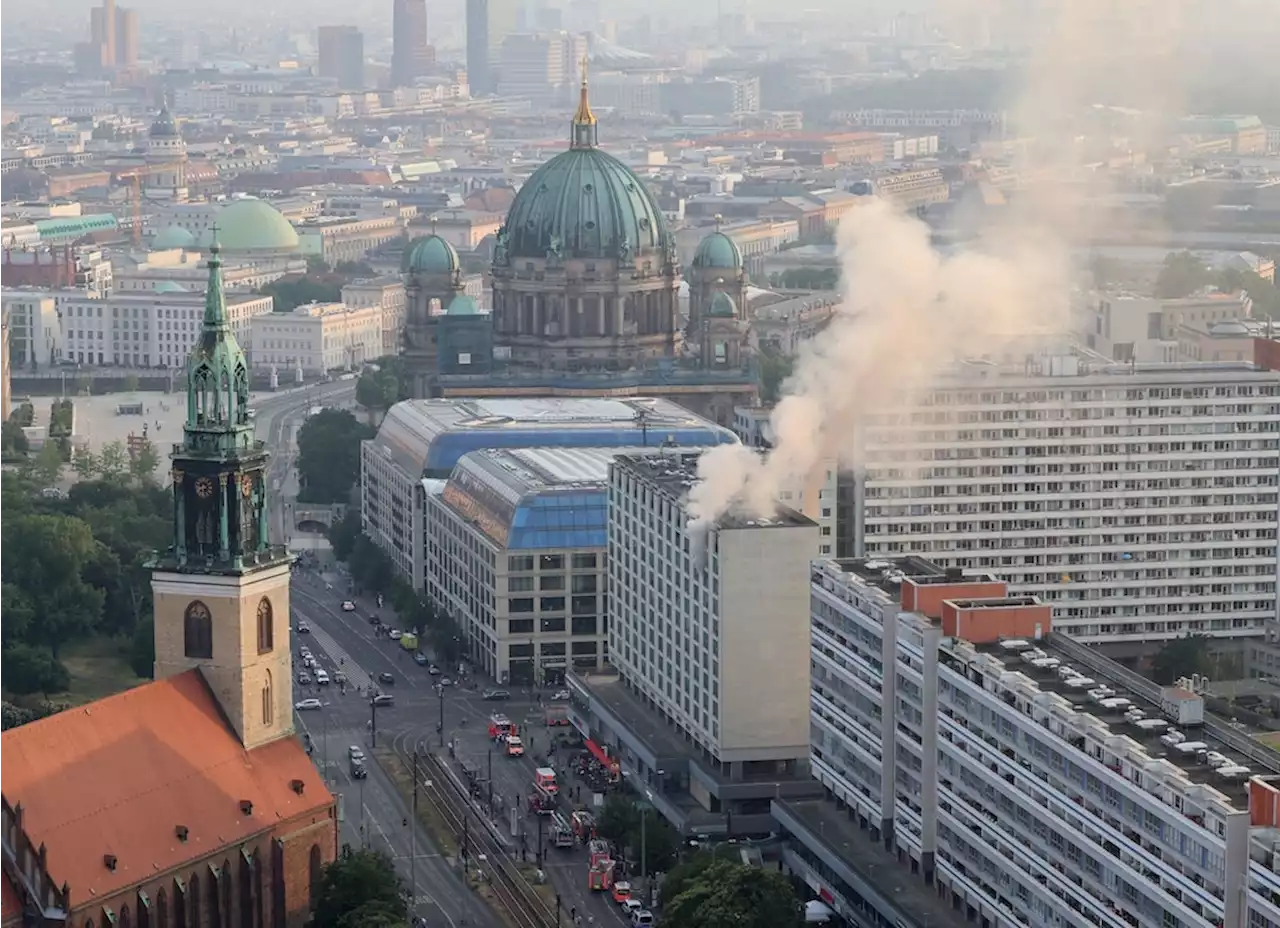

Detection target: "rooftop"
[613, 450, 814, 529]
[370, 397, 736, 478]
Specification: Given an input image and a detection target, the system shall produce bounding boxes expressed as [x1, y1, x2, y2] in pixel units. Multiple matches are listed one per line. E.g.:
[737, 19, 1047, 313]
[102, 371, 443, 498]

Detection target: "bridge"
[291, 506, 344, 534]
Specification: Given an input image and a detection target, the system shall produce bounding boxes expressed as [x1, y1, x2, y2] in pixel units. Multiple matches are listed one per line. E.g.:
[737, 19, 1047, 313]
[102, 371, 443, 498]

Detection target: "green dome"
[445, 294, 480, 316]
[154, 280, 189, 294]
[152, 225, 197, 249]
[707, 290, 737, 318]
[201, 199, 299, 252]
[502, 148, 671, 261]
[692, 230, 742, 270]
[405, 234, 459, 274]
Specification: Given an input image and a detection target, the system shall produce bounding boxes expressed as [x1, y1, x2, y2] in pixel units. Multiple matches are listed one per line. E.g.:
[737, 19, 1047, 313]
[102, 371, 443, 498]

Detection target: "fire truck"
[570, 810, 595, 841]
[550, 813, 575, 849]
[534, 766, 558, 795]
[587, 838, 612, 869]
[587, 858, 616, 892]
[488, 714, 518, 740]
[527, 783, 557, 815]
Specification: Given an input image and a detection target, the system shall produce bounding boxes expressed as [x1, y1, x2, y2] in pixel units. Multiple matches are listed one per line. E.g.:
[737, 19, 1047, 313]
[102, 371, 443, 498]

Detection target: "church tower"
[149, 236, 294, 750]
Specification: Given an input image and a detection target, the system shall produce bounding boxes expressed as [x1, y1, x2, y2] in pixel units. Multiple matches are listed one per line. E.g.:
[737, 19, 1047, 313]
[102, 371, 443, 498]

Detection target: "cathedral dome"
[707, 290, 738, 318]
[404, 234, 459, 274]
[499, 65, 670, 263]
[692, 229, 742, 270]
[150, 106, 179, 139]
[198, 199, 299, 253]
[152, 224, 197, 249]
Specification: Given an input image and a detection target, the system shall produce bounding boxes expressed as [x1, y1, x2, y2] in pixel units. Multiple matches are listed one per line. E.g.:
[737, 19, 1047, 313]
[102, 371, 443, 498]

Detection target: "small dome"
[405, 234, 459, 274]
[203, 199, 299, 253]
[445, 294, 481, 316]
[153, 280, 189, 294]
[150, 106, 178, 139]
[151, 225, 197, 249]
[707, 291, 737, 318]
[692, 230, 742, 270]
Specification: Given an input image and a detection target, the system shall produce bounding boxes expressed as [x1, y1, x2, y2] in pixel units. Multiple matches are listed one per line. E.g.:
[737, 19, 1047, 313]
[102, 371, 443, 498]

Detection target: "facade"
[1, 310, 9, 415]
[391, 0, 430, 87]
[145, 107, 189, 201]
[566, 449, 819, 835]
[342, 277, 407, 356]
[360, 397, 736, 590]
[465, 0, 520, 95]
[64, 289, 272, 369]
[0, 243, 335, 928]
[842, 359, 1280, 652]
[317, 25, 365, 90]
[497, 32, 585, 103]
[792, 555, 1280, 928]
[0, 293, 62, 368]
[424, 446, 630, 684]
[295, 216, 403, 265]
[249, 302, 382, 376]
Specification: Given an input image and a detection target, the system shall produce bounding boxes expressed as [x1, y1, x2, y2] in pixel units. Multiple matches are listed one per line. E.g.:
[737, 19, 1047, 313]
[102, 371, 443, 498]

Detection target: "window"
[156, 888, 169, 928]
[509, 555, 535, 572]
[508, 576, 534, 593]
[572, 617, 598, 636]
[540, 596, 565, 612]
[571, 574, 597, 594]
[509, 598, 535, 614]
[256, 598, 273, 653]
[262, 670, 273, 727]
[184, 875, 198, 928]
[183, 601, 213, 659]
[572, 553, 598, 569]
[539, 575, 565, 591]
[509, 619, 534, 634]
[572, 595, 597, 615]
[540, 617, 566, 633]
[571, 641, 598, 655]
[539, 554, 564, 571]
[541, 642, 566, 656]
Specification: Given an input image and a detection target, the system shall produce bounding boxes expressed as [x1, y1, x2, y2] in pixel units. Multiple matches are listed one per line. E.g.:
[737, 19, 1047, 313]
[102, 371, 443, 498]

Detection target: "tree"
[356, 358, 408, 422]
[328, 511, 362, 561]
[1089, 254, 1119, 290]
[662, 852, 721, 906]
[98, 440, 130, 481]
[122, 373, 141, 393]
[72, 448, 101, 481]
[759, 349, 795, 405]
[259, 274, 343, 313]
[312, 846, 408, 928]
[130, 616, 156, 678]
[306, 255, 332, 275]
[29, 441, 66, 486]
[1152, 634, 1214, 685]
[1220, 266, 1280, 317]
[296, 409, 374, 503]
[2, 420, 29, 458]
[3, 513, 105, 656]
[661, 859, 802, 928]
[334, 260, 375, 278]
[595, 795, 678, 874]
[128, 438, 161, 485]
[1154, 251, 1211, 299]
[1, 644, 71, 696]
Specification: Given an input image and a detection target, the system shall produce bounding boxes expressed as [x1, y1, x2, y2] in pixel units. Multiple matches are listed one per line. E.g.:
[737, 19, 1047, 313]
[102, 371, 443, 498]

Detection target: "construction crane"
[112, 163, 184, 245]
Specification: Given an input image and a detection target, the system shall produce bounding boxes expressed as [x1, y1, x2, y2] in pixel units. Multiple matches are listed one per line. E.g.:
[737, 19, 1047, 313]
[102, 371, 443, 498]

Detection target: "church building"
[1, 240, 336, 928]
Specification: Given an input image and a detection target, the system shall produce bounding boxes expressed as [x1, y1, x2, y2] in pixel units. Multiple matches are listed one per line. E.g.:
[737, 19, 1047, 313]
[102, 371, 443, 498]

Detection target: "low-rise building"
[249, 302, 381, 376]
[295, 215, 404, 265]
[1, 292, 63, 367]
[342, 277, 407, 356]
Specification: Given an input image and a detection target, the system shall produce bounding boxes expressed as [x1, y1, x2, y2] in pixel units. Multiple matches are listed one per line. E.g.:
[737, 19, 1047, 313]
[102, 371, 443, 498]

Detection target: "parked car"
[377, 672, 395, 685]
[341, 601, 356, 612]
[314, 669, 330, 685]
[414, 652, 429, 666]
[388, 629, 403, 641]
[372, 693, 394, 707]
[551, 689, 571, 701]
[296, 672, 312, 685]
[427, 665, 441, 676]
[296, 621, 311, 634]
[294, 699, 322, 711]
[438, 677, 453, 687]
[334, 671, 347, 685]
[483, 689, 511, 701]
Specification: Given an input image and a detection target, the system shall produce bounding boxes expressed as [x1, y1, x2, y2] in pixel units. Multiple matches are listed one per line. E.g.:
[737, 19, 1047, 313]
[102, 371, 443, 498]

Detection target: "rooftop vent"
[945, 566, 964, 581]
[175, 825, 189, 842]
[104, 854, 118, 871]
[239, 800, 253, 816]
[290, 779, 306, 795]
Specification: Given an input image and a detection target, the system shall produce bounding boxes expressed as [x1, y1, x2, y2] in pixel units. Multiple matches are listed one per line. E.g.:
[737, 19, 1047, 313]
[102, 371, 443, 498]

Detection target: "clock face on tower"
[195, 476, 216, 499]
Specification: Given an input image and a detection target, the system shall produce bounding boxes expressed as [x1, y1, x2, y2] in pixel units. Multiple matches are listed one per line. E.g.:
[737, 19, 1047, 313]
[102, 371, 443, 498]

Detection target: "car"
[414, 652, 429, 666]
[621, 900, 644, 917]
[377, 671, 395, 685]
[341, 601, 356, 612]
[368, 614, 381, 626]
[296, 621, 311, 634]
[349, 746, 366, 762]
[304, 656, 317, 669]
[483, 689, 511, 701]
[388, 629, 403, 641]
[631, 910, 653, 927]
[298, 646, 312, 659]
[296, 672, 313, 685]
[334, 671, 347, 685]
[294, 699, 323, 711]
[314, 669, 330, 685]
[551, 689, 571, 701]
[438, 677, 453, 687]
[350, 760, 368, 779]
[372, 693, 394, 707]
[427, 665, 441, 676]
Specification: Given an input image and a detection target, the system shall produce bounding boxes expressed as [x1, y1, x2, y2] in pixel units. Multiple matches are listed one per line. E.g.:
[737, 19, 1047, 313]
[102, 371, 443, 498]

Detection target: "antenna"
[634, 408, 650, 447]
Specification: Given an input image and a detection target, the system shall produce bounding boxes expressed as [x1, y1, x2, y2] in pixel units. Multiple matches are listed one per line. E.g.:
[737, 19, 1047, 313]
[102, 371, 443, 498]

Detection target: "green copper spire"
[183, 229, 255, 457]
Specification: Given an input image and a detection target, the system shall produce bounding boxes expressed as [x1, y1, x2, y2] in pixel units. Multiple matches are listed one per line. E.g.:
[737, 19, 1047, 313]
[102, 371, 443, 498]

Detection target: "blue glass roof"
[508, 490, 608, 550]
[424, 426, 735, 475]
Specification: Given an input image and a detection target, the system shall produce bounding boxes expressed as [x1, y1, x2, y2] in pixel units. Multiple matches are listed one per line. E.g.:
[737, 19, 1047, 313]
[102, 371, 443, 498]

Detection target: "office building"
[661, 76, 761, 118]
[566, 450, 820, 835]
[466, 0, 521, 95]
[497, 32, 585, 103]
[249, 302, 381, 377]
[85, 0, 139, 72]
[1, 294, 63, 368]
[391, 0, 430, 86]
[841, 358, 1280, 652]
[115, 7, 138, 69]
[783, 555, 1280, 928]
[361, 398, 736, 591]
[425, 446, 651, 684]
[342, 277, 407, 356]
[89, 0, 116, 69]
[317, 25, 365, 90]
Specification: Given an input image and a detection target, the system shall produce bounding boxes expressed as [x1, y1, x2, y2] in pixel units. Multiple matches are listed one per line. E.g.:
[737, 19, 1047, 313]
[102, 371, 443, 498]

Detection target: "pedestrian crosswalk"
[307, 622, 374, 692]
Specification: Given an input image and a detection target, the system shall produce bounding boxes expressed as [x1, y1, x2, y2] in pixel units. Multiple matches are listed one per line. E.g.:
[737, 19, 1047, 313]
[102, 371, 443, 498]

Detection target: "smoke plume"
[687, 0, 1190, 529]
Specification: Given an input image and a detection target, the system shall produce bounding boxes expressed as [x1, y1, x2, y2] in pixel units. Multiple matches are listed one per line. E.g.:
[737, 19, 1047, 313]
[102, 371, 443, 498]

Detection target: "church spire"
[570, 54, 597, 150]
[202, 230, 229, 330]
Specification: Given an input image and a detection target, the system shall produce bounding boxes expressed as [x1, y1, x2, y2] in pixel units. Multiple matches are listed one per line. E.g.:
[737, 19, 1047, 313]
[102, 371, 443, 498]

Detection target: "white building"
[0, 293, 62, 367]
[361, 397, 737, 591]
[783, 555, 1280, 928]
[249, 302, 382, 376]
[849, 358, 1280, 648]
[60, 288, 273, 368]
[342, 277, 407, 357]
[607, 450, 817, 765]
[425, 446, 630, 684]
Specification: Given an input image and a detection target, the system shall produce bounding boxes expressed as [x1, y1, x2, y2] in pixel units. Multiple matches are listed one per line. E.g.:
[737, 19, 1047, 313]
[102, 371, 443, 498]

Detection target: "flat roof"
[774, 798, 969, 928]
[571, 673, 690, 767]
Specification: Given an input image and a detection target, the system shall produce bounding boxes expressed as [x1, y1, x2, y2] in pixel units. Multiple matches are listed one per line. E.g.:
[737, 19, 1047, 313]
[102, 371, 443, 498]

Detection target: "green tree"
[73, 448, 101, 481]
[661, 852, 721, 906]
[130, 616, 156, 678]
[1154, 251, 1211, 299]
[334, 260, 376, 278]
[3, 513, 105, 656]
[31, 441, 65, 486]
[328, 511, 362, 561]
[296, 408, 374, 503]
[128, 438, 161, 485]
[312, 846, 408, 928]
[259, 274, 344, 313]
[759, 349, 795, 405]
[2, 420, 29, 458]
[1, 644, 71, 696]
[595, 794, 678, 874]
[355, 362, 404, 422]
[98, 441, 130, 480]
[122, 373, 141, 393]
[1152, 634, 1214, 685]
[306, 255, 332, 275]
[1219, 267, 1280, 317]
[1, 583, 37, 646]
[661, 859, 802, 928]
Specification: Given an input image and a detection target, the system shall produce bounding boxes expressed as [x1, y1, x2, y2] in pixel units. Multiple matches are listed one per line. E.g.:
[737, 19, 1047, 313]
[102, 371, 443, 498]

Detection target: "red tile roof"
[0, 671, 332, 904]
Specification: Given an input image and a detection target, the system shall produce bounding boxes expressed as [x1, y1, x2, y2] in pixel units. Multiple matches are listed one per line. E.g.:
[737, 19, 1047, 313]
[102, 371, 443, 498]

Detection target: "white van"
[315, 669, 330, 685]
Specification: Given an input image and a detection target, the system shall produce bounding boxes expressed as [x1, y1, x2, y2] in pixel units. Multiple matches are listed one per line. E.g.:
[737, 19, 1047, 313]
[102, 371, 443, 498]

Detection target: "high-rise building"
[317, 24, 365, 89]
[84, 0, 139, 73]
[391, 0, 430, 87]
[115, 6, 139, 68]
[837, 357, 1280, 654]
[497, 31, 584, 103]
[466, 0, 521, 95]
[89, 0, 117, 69]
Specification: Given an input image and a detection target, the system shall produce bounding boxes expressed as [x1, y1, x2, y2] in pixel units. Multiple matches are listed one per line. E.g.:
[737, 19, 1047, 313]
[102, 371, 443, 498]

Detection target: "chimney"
[104, 854, 118, 871]
[239, 800, 253, 816]
[290, 779, 306, 795]
[175, 825, 189, 842]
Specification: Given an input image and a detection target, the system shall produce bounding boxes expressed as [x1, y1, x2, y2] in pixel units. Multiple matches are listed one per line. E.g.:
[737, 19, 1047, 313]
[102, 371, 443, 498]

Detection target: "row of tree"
[328, 513, 465, 666]
[767, 267, 840, 291]
[313, 846, 410, 928]
[355, 356, 412, 424]
[1154, 250, 1280, 314]
[295, 408, 374, 504]
[254, 258, 378, 314]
